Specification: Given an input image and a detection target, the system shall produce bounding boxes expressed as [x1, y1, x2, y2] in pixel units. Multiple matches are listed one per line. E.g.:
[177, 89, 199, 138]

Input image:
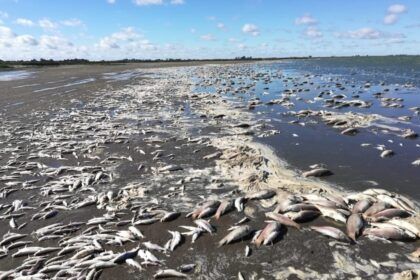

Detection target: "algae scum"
[0, 58, 419, 279]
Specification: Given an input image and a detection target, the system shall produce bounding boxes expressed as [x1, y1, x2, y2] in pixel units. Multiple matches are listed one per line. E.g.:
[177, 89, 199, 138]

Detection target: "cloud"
[384, 14, 398, 25]
[388, 4, 407, 14]
[61, 18, 83, 27]
[39, 18, 57, 30]
[134, 0, 163, 6]
[384, 4, 407, 25]
[0, 25, 15, 39]
[97, 27, 154, 51]
[217, 22, 226, 30]
[16, 34, 38, 46]
[336, 27, 405, 40]
[15, 18, 35, 27]
[242, 23, 259, 36]
[107, 0, 116, 3]
[295, 14, 317, 25]
[40, 35, 73, 49]
[170, 0, 185, 4]
[304, 26, 322, 38]
[190, 28, 196, 33]
[200, 34, 215, 41]
[339, 27, 381, 39]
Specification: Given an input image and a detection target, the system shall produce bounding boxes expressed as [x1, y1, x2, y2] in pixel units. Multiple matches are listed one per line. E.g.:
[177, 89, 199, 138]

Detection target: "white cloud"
[242, 24, 259, 36]
[39, 18, 57, 30]
[238, 43, 246, 50]
[340, 28, 381, 39]
[0, 25, 15, 39]
[190, 28, 196, 33]
[384, 14, 398, 25]
[170, 0, 184, 5]
[295, 14, 317, 25]
[217, 22, 226, 30]
[40, 35, 73, 49]
[134, 0, 163, 6]
[388, 4, 407, 14]
[200, 34, 215, 41]
[305, 26, 322, 38]
[384, 4, 407, 25]
[16, 34, 38, 46]
[98, 27, 152, 50]
[107, 0, 116, 3]
[16, 18, 35, 27]
[61, 18, 83, 27]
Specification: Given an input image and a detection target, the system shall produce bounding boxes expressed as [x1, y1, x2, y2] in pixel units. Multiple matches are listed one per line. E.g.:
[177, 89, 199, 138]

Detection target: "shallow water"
[195, 58, 420, 200]
[0, 70, 33, 81]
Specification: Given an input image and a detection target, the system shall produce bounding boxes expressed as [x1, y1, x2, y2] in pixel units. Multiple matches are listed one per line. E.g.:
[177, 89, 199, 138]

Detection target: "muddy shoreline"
[0, 63, 419, 279]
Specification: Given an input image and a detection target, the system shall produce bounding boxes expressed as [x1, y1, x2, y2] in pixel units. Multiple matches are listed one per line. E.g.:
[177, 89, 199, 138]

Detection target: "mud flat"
[0, 63, 419, 279]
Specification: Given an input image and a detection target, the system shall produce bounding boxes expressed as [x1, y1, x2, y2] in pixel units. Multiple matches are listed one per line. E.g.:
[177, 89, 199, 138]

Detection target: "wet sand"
[0, 62, 419, 279]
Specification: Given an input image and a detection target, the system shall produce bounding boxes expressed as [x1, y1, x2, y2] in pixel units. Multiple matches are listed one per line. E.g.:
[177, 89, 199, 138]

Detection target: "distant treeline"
[0, 56, 309, 67]
[1, 55, 419, 68]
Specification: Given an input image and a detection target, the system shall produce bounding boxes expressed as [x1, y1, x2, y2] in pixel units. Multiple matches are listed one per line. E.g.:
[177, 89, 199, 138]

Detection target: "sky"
[0, 0, 419, 60]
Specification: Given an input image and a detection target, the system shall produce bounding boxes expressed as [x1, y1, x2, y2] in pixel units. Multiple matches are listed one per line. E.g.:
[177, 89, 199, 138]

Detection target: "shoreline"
[0, 63, 418, 279]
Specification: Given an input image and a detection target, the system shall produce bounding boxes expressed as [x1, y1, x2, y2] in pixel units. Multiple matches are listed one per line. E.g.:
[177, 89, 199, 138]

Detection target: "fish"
[218, 225, 252, 247]
[254, 222, 281, 246]
[285, 210, 320, 223]
[380, 150, 394, 158]
[154, 269, 188, 278]
[235, 197, 246, 212]
[246, 189, 276, 200]
[346, 213, 364, 241]
[352, 199, 372, 214]
[302, 168, 332, 177]
[363, 227, 415, 240]
[166, 231, 182, 251]
[311, 226, 351, 243]
[214, 200, 233, 220]
[364, 202, 389, 217]
[370, 208, 411, 222]
[194, 219, 215, 234]
[265, 212, 301, 229]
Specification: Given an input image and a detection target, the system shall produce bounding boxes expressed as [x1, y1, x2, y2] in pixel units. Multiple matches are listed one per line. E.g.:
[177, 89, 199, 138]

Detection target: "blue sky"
[0, 0, 419, 60]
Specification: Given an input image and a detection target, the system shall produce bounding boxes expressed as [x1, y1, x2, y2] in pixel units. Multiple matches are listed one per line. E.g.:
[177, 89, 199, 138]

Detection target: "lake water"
[195, 57, 420, 200]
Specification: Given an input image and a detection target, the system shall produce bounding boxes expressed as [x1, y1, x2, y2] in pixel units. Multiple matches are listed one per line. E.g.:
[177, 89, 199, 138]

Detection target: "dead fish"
[316, 206, 347, 223]
[310, 226, 351, 243]
[126, 258, 143, 271]
[254, 222, 281, 246]
[158, 165, 183, 172]
[364, 202, 389, 217]
[214, 200, 233, 220]
[363, 227, 415, 241]
[245, 245, 251, 257]
[218, 225, 252, 247]
[238, 272, 245, 280]
[154, 269, 187, 278]
[303, 168, 332, 177]
[179, 263, 196, 273]
[235, 197, 246, 212]
[160, 212, 181, 222]
[194, 219, 215, 234]
[341, 127, 358, 135]
[246, 189, 276, 200]
[285, 210, 320, 223]
[189, 200, 220, 219]
[352, 199, 373, 214]
[265, 212, 301, 229]
[346, 213, 364, 241]
[370, 208, 410, 222]
[380, 150, 394, 158]
[283, 203, 319, 213]
[166, 231, 182, 251]
[412, 159, 420, 166]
